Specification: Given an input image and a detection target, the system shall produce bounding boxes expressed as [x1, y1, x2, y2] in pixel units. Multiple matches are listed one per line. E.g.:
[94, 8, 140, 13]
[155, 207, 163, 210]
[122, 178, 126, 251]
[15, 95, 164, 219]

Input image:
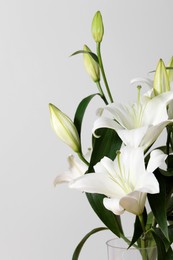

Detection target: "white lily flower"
[49, 103, 80, 153]
[93, 90, 173, 150]
[70, 147, 167, 216]
[54, 153, 89, 186]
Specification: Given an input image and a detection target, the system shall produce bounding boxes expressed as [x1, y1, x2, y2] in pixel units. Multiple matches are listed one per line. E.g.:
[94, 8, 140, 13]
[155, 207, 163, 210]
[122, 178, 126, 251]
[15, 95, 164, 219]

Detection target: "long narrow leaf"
[86, 193, 123, 237]
[72, 227, 107, 260]
[129, 208, 147, 248]
[71, 50, 99, 63]
[148, 170, 169, 241]
[74, 94, 99, 138]
[151, 228, 173, 260]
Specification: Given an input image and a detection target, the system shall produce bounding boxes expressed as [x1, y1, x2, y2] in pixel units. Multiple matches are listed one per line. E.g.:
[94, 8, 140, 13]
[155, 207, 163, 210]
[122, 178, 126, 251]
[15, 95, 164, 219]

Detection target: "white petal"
[120, 191, 147, 215]
[54, 173, 74, 185]
[103, 197, 125, 215]
[67, 155, 88, 177]
[54, 155, 87, 186]
[92, 117, 122, 137]
[70, 173, 123, 197]
[147, 149, 167, 173]
[136, 172, 159, 194]
[105, 103, 135, 129]
[94, 156, 132, 196]
[116, 126, 148, 148]
[141, 120, 173, 149]
[94, 157, 116, 179]
[119, 147, 146, 181]
[130, 77, 153, 88]
[143, 92, 173, 125]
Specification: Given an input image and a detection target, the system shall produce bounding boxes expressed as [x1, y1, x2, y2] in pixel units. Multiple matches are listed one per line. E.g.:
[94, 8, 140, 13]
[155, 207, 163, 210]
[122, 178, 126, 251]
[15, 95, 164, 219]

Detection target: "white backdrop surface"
[0, 1, 173, 259]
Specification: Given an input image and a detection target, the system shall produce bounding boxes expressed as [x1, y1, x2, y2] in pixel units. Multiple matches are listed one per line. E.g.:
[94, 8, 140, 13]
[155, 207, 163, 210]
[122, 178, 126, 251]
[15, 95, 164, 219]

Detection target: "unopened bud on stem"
[49, 103, 80, 153]
[154, 59, 170, 96]
[91, 11, 104, 43]
[83, 45, 100, 82]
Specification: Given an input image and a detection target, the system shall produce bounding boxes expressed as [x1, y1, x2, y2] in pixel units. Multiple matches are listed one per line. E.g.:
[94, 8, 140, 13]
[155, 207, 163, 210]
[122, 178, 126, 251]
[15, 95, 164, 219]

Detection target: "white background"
[1, 0, 173, 259]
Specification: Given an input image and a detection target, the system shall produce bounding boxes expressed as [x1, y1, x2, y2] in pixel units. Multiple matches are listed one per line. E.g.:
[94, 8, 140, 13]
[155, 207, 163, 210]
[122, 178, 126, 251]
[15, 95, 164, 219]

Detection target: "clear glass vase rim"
[106, 237, 156, 250]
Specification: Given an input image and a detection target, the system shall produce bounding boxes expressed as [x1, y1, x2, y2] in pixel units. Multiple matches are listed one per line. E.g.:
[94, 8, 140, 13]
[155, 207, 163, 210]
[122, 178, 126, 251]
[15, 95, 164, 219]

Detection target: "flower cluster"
[49, 11, 173, 260]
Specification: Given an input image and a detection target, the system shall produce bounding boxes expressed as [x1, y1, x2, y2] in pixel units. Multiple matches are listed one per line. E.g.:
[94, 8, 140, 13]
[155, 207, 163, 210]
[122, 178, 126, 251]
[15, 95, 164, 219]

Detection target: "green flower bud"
[167, 56, 173, 83]
[83, 45, 100, 82]
[49, 103, 80, 153]
[91, 11, 104, 43]
[153, 59, 170, 96]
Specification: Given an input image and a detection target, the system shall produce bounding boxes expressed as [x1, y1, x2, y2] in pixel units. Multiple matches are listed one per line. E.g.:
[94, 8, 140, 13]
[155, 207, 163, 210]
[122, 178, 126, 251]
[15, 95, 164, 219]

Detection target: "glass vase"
[106, 238, 157, 260]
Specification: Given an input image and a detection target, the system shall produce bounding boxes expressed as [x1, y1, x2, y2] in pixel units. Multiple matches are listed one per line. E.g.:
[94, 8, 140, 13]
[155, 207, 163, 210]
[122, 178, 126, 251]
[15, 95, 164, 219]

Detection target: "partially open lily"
[93, 90, 173, 150]
[54, 154, 88, 186]
[70, 147, 166, 215]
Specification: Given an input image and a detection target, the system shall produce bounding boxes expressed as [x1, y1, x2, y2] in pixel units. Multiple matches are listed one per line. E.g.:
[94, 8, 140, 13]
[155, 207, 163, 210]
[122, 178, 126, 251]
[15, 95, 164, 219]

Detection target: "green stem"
[139, 214, 145, 232]
[140, 239, 148, 260]
[78, 152, 89, 166]
[170, 130, 173, 152]
[139, 214, 148, 260]
[96, 81, 108, 105]
[166, 124, 173, 154]
[166, 126, 171, 155]
[96, 42, 114, 103]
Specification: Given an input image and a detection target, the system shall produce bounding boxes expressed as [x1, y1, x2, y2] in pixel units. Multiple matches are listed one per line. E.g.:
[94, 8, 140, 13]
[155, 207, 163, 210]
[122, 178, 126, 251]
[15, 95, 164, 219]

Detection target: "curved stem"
[96, 81, 108, 105]
[96, 42, 114, 103]
[78, 152, 89, 166]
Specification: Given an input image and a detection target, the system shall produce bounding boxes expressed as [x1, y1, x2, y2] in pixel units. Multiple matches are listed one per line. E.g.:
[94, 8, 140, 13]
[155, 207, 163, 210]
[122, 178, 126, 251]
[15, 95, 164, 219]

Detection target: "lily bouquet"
[49, 11, 173, 260]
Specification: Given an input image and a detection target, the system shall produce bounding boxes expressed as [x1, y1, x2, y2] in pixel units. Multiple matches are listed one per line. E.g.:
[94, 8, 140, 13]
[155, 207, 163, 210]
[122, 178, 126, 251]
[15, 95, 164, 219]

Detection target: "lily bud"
[49, 103, 80, 153]
[83, 45, 100, 82]
[153, 59, 170, 96]
[167, 56, 173, 83]
[91, 11, 104, 43]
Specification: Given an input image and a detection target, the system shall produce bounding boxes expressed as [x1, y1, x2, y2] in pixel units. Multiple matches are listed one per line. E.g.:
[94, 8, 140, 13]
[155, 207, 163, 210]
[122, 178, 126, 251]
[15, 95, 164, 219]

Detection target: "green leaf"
[167, 197, 173, 221]
[159, 169, 173, 177]
[72, 227, 107, 260]
[74, 94, 99, 138]
[89, 128, 122, 170]
[70, 50, 99, 63]
[151, 228, 173, 260]
[148, 170, 169, 241]
[166, 155, 173, 170]
[149, 67, 173, 73]
[146, 211, 154, 226]
[168, 225, 173, 243]
[86, 193, 122, 237]
[86, 128, 123, 237]
[129, 208, 147, 248]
